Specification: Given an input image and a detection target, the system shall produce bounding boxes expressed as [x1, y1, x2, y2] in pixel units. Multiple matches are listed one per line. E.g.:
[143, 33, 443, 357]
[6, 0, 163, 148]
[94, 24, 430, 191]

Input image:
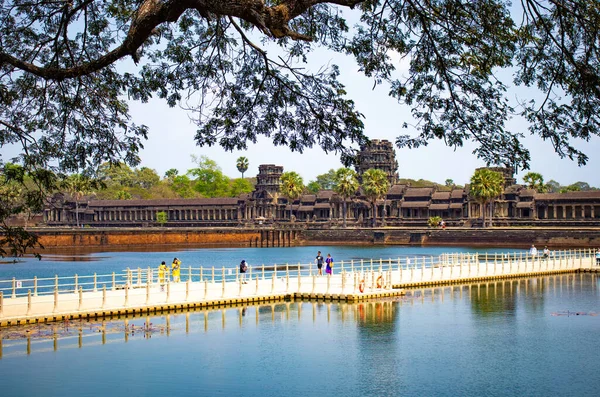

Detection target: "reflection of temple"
[43, 140, 600, 227]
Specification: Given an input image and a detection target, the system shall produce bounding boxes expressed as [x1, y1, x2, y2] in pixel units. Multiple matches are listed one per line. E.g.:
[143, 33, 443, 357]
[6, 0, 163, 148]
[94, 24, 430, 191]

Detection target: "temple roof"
[403, 188, 434, 198]
[87, 198, 238, 207]
[451, 189, 465, 199]
[401, 201, 430, 208]
[432, 191, 451, 200]
[534, 191, 600, 200]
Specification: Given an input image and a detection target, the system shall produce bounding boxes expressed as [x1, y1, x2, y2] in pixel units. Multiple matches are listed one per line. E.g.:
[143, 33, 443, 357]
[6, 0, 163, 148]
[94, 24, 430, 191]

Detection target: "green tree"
[445, 179, 454, 187]
[156, 211, 168, 226]
[171, 175, 199, 198]
[134, 167, 160, 189]
[188, 155, 231, 198]
[522, 172, 547, 192]
[164, 169, 179, 181]
[229, 178, 254, 197]
[63, 174, 92, 227]
[280, 172, 304, 220]
[361, 169, 390, 227]
[116, 190, 133, 200]
[315, 169, 338, 190]
[469, 169, 504, 228]
[560, 184, 582, 193]
[334, 168, 359, 228]
[236, 157, 249, 179]
[546, 180, 561, 193]
[306, 181, 321, 194]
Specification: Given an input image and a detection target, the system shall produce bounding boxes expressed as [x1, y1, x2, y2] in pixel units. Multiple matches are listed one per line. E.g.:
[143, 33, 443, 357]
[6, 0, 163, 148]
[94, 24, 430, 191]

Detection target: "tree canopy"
[3, 1, 599, 176]
[2, 0, 600, 253]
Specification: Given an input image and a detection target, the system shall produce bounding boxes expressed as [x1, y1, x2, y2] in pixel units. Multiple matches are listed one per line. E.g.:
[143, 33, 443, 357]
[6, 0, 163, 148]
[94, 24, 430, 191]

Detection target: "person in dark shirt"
[315, 251, 324, 276]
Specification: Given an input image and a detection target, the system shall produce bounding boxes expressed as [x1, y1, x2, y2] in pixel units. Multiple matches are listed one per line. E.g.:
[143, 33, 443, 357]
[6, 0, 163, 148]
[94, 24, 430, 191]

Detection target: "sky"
[128, 40, 600, 188]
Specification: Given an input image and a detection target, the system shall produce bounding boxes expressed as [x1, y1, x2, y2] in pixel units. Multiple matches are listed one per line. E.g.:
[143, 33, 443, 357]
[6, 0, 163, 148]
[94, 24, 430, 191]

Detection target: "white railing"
[0, 249, 596, 322]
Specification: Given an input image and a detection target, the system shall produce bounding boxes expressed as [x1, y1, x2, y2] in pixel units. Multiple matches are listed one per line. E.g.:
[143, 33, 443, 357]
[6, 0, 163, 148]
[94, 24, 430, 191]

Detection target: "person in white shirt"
[530, 244, 538, 258]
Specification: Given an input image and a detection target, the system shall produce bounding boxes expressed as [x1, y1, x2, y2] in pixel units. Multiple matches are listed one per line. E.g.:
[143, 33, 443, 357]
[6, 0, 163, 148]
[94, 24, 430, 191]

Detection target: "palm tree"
[361, 169, 390, 227]
[280, 171, 304, 221]
[469, 168, 504, 227]
[236, 156, 249, 179]
[522, 172, 547, 192]
[334, 168, 359, 228]
[64, 174, 92, 227]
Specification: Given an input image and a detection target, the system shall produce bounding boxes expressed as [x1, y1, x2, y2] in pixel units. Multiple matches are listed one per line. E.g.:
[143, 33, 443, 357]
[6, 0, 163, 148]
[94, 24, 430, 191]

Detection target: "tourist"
[315, 251, 324, 276]
[240, 260, 248, 284]
[158, 261, 168, 291]
[171, 257, 181, 282]
[596, 249, 600, 266]
[543, 246, 550, 260]
[325, 253, 334, 276]
[529, 245, 538, 258]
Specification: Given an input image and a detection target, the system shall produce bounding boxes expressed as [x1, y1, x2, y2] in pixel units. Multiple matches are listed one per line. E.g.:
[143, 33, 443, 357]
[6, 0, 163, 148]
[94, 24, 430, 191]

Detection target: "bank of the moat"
[25, 226, 600, 249]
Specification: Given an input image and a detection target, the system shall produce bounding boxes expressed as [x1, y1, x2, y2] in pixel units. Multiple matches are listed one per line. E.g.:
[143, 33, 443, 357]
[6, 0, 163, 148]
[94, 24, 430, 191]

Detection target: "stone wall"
[33, 228, 262, 248]
[298, 228, 600, 248]
[21, 226, 600, 249]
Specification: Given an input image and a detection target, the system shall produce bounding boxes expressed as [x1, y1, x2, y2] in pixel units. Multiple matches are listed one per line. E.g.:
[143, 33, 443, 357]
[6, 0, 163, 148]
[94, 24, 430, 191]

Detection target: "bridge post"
[285, 265, 289, 293]
[93, 274, 97, 292]
[27, 290, 31, 315]
[124, 284, 129, 307]
[33, 277, 38, 297]
[326, 274, 330, 294]
[78, 287, 83, 311]
[102, 285, 106, 309]
[255, 275, 259, 295]
[212, 267, 215, 284]
[298, 264, 301, 292]
[112, 272, 116, 291]
[146, 282, 150, 305]
[262, 264, 265, 281]
[167, 282, 171, 302]
[12, 278, 16, 298]
[222, 267, 226, 297]
[185, 279, 189, 300]
[271, 271, 275, 293]
[137, 268, 142, 286]
[53, 288, 58, 313]
[200, 266, 203, 282]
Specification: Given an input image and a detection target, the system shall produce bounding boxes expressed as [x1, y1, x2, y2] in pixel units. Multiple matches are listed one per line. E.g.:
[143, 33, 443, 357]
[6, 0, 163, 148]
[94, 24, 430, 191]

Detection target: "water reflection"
[0, 273, 597, 360]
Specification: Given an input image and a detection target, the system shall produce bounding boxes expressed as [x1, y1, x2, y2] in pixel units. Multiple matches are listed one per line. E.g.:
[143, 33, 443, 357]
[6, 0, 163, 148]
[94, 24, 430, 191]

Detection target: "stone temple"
[39, 140, 600, 228]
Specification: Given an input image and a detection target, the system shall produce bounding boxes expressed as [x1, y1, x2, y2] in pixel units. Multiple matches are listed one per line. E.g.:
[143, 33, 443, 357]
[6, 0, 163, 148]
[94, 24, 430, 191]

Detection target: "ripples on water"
[1, 273, 598, 397]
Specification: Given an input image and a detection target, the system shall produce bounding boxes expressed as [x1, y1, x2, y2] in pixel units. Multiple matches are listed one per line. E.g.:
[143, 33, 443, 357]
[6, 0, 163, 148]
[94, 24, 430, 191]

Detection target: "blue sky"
[128, 39, 600, 188]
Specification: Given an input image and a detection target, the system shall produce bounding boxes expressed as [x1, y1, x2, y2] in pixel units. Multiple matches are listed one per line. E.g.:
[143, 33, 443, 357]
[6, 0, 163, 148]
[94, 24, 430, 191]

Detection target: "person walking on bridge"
[529, 245, 538, 258]
[171, 257, 181, 282]
[325, 253, 334, 276]
[315, 251, 324, 276]
[158, 261, 168, 291]
[240, 260, 248, 284]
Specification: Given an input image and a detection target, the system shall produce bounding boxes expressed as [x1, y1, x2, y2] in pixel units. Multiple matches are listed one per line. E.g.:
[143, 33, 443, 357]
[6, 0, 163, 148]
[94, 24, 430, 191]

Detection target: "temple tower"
[356, 139, 399, 184]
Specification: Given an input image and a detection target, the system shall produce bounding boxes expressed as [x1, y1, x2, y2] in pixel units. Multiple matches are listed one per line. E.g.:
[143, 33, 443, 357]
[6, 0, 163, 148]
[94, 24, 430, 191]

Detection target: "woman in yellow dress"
[158, 261, 168, 291]
[171, 257, 181, 282]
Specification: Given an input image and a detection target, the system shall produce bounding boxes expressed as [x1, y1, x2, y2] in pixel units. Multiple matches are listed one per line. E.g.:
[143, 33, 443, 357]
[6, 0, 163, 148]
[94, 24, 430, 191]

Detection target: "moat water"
[1, 246, 599, 396]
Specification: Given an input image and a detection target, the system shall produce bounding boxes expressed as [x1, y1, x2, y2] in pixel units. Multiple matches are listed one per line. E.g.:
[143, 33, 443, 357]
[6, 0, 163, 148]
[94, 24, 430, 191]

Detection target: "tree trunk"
[75, 201, 80, 227]
[489, 201, 494, 227]
[342, 199, 347, 228]
[371, 202, 376, 227]
[481, 201, 486, 228]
